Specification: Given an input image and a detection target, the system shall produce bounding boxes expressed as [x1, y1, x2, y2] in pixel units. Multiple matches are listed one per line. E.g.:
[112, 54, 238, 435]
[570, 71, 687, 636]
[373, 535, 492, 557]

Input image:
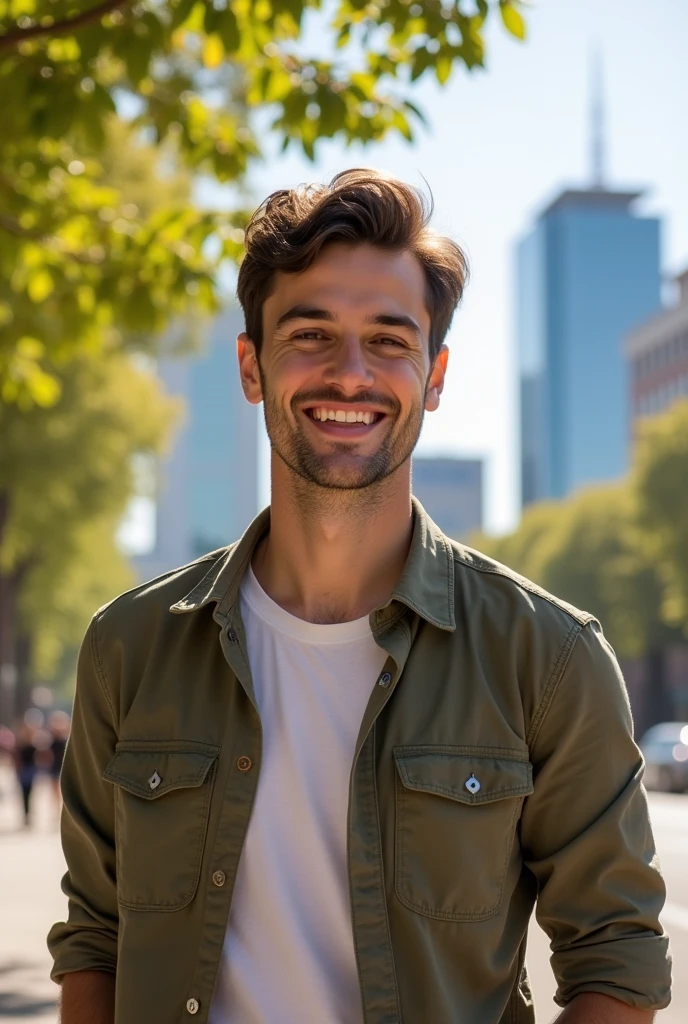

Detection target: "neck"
[252, 454, 413, 624]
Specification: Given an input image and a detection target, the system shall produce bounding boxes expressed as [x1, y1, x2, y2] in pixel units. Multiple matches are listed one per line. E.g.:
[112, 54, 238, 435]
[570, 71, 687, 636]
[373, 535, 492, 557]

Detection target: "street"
[0, 768, 686, 1022]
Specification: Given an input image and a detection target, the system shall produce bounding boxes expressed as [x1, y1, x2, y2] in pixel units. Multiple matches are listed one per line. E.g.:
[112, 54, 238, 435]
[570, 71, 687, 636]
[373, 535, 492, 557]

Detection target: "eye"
[293, 330, 328, 341]
[375, 336, 405, 348]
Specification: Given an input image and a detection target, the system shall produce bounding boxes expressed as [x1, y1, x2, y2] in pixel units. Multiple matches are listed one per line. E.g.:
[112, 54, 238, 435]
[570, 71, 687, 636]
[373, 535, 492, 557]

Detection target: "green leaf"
[217, 9, 241, 53]
[500, 2, 527, 41]
[203, 35, 225, 69]
[170, 0, 197, 30]
[435, 54, 452, 85]
[27, 269, 54, 303]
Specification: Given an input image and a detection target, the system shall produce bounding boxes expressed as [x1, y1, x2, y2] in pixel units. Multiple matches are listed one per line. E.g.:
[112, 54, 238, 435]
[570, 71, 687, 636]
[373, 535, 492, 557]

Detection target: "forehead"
[263, 243, 430, 332]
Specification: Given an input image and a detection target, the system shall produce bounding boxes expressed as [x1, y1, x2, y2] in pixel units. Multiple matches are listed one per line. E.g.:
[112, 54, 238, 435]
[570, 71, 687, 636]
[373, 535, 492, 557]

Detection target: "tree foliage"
[634, 398, 688, 630]
[0, 347, 178, 715]
[0, 0, 529, 402]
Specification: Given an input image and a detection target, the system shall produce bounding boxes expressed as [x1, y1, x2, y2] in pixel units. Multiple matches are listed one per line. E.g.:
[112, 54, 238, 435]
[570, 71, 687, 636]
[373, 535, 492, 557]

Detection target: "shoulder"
[92, 545, 237, 640]
[447, 539, 597, 669]
[449, 538, 594, 628]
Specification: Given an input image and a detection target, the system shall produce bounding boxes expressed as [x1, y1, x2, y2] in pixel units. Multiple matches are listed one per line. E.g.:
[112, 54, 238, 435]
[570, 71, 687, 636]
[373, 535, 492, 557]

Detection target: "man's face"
[239, 242, 448, 491]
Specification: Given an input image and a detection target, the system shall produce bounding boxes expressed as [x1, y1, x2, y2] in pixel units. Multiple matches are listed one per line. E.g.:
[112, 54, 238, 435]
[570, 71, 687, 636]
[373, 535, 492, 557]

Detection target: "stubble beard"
[261, 378, 425, 502]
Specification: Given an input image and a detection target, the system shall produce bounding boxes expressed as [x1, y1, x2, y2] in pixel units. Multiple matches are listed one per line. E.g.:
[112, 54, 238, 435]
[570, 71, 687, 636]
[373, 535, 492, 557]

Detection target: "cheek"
[385, 359, 429, 400]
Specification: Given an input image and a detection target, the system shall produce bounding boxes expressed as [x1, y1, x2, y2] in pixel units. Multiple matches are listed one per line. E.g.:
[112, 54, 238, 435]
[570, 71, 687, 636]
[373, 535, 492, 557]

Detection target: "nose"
[323, 333, 374, 392]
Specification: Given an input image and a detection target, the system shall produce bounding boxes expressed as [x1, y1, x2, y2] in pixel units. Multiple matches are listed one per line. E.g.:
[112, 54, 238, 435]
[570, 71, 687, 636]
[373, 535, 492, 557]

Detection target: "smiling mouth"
[304, 406, 386, 426]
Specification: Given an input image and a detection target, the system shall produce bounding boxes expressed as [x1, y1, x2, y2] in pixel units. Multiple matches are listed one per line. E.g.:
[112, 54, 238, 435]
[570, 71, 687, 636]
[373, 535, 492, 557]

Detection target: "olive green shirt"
[48, 501, 671, 1023]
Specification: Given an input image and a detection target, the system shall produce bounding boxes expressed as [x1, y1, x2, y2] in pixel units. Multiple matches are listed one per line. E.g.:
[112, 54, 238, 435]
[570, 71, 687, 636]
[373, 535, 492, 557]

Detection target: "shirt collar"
[170, 497, 455, 632]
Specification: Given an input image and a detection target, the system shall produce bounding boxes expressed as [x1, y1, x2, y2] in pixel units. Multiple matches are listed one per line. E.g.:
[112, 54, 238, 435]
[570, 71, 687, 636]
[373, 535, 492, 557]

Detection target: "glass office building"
[517, 189, 661, 507]
[412, 457, 483, 540]
[133, 307, 261, 580]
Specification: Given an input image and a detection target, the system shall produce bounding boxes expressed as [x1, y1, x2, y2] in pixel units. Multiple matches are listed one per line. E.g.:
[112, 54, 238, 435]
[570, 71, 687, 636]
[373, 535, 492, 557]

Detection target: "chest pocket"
[103, 741, 220, 912]
[393, 746, 533, 922]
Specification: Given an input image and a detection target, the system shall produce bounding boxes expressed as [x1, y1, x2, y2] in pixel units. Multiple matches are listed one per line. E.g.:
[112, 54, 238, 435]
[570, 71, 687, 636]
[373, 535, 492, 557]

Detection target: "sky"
[218, 0, 688, 534]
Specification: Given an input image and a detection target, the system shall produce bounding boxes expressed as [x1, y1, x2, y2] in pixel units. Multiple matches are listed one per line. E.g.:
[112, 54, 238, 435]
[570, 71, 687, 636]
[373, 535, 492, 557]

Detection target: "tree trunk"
[0, 490, 18, 727]
[15, 630, 33, 718]
[641, 647, 675, 734]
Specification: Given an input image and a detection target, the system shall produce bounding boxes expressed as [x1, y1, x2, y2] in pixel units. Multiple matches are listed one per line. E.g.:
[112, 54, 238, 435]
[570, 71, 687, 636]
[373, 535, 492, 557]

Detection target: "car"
[639, 721, 688, 793]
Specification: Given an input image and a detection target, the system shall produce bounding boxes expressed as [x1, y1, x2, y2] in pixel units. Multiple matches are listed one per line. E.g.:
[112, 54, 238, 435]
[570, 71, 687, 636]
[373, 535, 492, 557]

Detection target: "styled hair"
[236, 168, 468, 364]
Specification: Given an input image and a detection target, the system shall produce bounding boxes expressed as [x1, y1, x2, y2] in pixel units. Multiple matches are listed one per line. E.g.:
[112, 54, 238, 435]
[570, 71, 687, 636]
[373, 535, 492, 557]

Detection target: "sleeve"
[47, 614, 119, 982]
[520, 619, 672, 1010]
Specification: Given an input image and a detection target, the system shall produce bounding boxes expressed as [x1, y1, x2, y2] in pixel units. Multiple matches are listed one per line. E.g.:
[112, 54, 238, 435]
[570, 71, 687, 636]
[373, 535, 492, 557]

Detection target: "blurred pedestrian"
[48, 710, 71, 814]
[13, 722, 37, 827]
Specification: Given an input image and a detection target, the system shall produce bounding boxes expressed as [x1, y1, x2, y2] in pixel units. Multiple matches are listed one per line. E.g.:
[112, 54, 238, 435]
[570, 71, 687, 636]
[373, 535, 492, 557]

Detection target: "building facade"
[625, 269, 688, 424]
[517, 189, 661, 507]
[133, 307, 261, 581]
[412, 456, 483, 540]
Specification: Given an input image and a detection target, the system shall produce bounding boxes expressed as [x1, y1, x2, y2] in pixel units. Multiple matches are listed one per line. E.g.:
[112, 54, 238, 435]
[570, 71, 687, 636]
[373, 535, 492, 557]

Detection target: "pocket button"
[464, 773, 481, 794]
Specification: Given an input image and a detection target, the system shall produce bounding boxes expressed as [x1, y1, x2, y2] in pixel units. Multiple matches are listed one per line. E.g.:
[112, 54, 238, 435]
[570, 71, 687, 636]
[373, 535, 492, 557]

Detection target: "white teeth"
[310, 407, 378, 424]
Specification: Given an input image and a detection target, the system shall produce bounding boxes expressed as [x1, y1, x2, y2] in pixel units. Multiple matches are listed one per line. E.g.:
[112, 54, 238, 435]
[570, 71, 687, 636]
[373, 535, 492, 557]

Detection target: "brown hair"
[236, 168, 468, 364]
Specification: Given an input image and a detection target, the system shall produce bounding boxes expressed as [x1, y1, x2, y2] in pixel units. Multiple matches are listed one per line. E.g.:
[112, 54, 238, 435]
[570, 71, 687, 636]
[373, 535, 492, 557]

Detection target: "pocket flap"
[103, 741, 220, 800]
[394, 746, 533, 805]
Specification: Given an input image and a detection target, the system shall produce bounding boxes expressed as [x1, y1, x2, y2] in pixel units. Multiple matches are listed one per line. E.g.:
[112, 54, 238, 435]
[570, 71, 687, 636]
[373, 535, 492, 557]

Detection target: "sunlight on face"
[242, 243, 447, 491]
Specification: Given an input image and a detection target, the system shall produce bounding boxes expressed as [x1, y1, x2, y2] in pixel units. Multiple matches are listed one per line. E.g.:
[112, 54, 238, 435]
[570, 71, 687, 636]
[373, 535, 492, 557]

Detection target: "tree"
[633, 398, 688, 635]
[0, 348, 178, 722]
[0, 0, 529, 402]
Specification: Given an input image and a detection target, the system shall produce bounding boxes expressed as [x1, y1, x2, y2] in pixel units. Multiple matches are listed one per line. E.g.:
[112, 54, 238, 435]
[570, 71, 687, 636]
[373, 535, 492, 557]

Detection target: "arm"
[521, 620, 671, 1013]
[555, 992, 655, 1022]
[47, 616, 120, 986]
[60, 970, 115, 1024]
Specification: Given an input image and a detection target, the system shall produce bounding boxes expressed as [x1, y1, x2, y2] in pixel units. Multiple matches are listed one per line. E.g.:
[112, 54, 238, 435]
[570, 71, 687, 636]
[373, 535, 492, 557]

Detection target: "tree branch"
[0, 0, 132, 54]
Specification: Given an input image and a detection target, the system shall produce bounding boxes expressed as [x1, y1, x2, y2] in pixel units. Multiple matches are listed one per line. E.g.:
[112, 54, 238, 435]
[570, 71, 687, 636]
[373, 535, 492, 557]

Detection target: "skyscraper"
[625, 269, 688, 425]
[132, 307, 261, 580]
[517, 70, 661, 507]
[412, 456, 483, 539]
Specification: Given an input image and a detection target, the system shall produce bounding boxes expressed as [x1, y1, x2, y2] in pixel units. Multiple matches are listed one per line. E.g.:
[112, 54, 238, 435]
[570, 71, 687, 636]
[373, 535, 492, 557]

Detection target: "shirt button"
[186, 997, 200, 1015]
[237, 755, 252, 772]
[212, 870, 226, 887]
[378, 671, 393, 688]
[465, 773, 481, 794]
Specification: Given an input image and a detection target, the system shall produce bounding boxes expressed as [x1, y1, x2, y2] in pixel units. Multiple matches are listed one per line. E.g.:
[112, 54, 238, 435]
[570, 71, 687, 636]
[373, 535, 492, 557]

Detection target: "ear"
[237, 333, 263, 405]
[425, 345, 449, 412]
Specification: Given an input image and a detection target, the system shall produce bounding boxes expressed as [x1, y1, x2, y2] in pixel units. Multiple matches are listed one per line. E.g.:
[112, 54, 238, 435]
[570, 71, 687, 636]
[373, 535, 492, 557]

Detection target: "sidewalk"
[0, 766, 65, 1022]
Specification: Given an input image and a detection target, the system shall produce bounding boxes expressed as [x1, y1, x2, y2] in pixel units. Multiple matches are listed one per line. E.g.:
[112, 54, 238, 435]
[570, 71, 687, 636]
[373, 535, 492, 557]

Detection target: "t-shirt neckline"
[240, 564, 374, 644]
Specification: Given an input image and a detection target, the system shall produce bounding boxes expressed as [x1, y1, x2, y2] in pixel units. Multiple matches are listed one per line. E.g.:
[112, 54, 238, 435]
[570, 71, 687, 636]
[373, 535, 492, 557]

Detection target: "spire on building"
[590, 48, 606, 189]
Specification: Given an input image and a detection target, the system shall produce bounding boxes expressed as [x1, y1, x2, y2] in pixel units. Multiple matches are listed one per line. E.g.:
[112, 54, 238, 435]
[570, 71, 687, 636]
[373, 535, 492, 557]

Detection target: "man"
[49, 170, 671, 1023]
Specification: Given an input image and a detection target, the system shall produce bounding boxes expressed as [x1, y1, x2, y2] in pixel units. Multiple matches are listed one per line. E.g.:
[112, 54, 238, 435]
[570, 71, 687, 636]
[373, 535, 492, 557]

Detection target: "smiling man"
[49, 170, 671, 1023]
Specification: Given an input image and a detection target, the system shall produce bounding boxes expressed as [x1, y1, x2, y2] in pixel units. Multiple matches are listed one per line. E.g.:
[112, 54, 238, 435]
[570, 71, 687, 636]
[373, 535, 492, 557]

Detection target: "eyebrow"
[275, 305, 422, 339]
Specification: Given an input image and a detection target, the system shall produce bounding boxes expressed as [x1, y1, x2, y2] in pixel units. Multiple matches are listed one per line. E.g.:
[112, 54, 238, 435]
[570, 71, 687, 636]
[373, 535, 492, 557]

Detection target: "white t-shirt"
[209, 566, 388, 1024]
